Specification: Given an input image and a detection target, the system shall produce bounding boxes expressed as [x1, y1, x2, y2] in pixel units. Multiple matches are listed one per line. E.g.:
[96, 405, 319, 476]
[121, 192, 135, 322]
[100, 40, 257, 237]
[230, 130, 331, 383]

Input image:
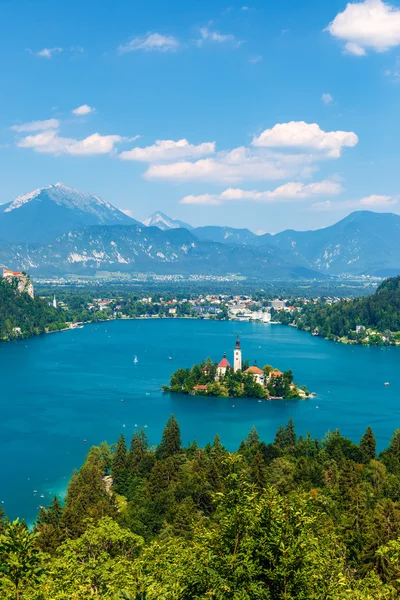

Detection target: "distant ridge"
[0, 182, 399, 277]
[144, 211, 193, 231]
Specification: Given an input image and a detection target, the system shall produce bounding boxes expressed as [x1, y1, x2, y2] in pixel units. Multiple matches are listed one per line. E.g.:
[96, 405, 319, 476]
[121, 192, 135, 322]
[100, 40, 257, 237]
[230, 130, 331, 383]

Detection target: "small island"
[163, 336, 310, 400]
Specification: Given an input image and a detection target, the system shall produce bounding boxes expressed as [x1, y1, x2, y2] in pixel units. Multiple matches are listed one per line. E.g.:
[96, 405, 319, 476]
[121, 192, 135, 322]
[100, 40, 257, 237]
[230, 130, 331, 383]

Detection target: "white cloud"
[327, 0, 400, 55]
[11, 119, 60, 133]
[359, 194, 397, 206]
[181, 180, 342, 205]
[321, 93, 334, 104]
[118, 33, 179, 53]
[252, 121, 358, 158]
[312, 194, 398, 211]
[144, 146, 320, 183]
[196, 27, 240, 46]
[72, 104, 95, 116]
[119, 139, 216, 162]
[344, 42, 366, 56]
[35, 47, 63, 58]
[121, 209, 135, 217]
[249, 55, 263, 63]
[17, 130, 122, 156]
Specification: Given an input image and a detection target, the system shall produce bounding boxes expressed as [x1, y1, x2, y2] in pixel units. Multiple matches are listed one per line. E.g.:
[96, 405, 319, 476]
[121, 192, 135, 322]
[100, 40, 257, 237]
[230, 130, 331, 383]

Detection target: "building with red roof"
[244, 365, 265, 386]
[216, 353, 230, 380]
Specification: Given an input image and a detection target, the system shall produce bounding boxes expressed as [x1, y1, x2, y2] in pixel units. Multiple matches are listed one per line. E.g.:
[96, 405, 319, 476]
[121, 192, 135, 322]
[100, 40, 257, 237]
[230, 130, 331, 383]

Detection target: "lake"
[1, 318, 400, 522]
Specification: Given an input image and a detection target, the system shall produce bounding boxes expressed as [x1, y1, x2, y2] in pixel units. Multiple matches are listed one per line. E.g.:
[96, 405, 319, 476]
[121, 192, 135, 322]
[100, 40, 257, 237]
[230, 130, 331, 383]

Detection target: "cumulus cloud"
[119, 139, 216, 162]
[72, 104, 95, 116]
[17, 130, 122, 156]
[321, 93, 334, 104]
[11, 119, 60, 133]
[326, 0, 400, 55]
[359, 194, 397, 206]
[118, 33, 179, 53]
[144, 146, 320, 183]
[35, 47, 63, 58]
[252, 121, 358, 158]
[181, 180, 342, 205]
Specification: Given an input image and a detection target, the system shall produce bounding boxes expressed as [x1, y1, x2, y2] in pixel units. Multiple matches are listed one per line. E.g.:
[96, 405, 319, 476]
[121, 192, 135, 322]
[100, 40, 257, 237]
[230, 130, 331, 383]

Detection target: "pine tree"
[35, 495, 63, 552]
[62, 446, 116, 537]
[360, 426, 376, 462]
[112, 434, 129, 494]
[249, 450, 267, 490]
[274, 425, 287, 450]
[285, 417, 297, 446]
[128, 429, 148, 472]
[157, 415, 181, 459]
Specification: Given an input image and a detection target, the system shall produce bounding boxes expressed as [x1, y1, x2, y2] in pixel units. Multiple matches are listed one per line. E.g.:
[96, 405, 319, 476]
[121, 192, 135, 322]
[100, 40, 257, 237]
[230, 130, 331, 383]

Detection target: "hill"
[0, 183, 137, 243]
[0, 276, 66, 340]
[192, 225, 258, 246]
[0, 224, 320, 279]
[264, 211, 400, 276]
[284, 275, 400, 343]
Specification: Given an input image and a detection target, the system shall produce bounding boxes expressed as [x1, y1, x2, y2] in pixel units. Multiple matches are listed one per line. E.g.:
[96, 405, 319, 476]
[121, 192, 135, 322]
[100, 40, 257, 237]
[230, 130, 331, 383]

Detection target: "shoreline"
[2, 314, 277, 344]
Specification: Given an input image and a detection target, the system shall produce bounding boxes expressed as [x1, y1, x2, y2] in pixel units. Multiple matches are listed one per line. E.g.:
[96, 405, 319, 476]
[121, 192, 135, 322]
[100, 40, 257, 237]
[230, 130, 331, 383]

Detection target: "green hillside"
[284, 275, 400, 344]
[0, 277, 66, 340]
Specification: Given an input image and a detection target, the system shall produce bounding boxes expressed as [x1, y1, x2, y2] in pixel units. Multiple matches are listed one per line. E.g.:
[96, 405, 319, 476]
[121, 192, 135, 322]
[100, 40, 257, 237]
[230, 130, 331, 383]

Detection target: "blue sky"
[1, 0, 400, 233]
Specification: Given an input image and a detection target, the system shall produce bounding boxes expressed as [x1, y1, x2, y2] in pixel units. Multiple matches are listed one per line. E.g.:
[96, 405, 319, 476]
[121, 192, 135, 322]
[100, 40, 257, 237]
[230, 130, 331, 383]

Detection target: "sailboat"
[133, 356, 138, 364]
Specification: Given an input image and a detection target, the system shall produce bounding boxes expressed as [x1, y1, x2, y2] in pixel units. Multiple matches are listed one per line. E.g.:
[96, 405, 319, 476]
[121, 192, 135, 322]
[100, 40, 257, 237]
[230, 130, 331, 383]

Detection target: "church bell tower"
[234, 336, 242, 372]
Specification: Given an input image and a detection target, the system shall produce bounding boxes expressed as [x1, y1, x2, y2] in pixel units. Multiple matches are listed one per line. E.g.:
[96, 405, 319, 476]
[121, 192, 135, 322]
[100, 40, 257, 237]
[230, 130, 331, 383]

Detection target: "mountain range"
[0, 183, 399, 278]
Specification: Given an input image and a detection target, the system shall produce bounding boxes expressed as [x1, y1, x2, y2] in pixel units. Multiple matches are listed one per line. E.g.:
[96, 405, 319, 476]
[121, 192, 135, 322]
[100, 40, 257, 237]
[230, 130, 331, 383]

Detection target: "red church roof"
[218, 357, 230, 368]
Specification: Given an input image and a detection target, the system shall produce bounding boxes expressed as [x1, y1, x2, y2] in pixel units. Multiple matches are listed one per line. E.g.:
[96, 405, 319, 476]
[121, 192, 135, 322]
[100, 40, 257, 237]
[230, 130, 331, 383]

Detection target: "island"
[163, 336, 310, 399]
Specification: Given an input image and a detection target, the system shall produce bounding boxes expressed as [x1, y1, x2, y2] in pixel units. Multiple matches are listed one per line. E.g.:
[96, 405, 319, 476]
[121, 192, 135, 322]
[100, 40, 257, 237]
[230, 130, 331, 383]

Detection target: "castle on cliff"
[1, 266, 34, 299]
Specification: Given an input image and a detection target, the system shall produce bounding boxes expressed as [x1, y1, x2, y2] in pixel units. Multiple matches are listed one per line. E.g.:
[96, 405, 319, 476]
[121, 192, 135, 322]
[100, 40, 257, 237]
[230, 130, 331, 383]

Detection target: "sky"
[1, 0, 400, 233]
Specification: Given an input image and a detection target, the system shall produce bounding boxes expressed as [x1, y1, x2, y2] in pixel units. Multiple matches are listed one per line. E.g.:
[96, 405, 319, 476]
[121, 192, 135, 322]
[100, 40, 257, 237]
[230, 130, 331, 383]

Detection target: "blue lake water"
[1, 318, 400, 522]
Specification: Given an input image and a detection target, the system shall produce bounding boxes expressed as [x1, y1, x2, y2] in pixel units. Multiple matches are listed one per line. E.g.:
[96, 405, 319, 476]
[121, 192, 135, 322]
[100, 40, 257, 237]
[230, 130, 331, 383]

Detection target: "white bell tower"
[234, 336, 242, 372]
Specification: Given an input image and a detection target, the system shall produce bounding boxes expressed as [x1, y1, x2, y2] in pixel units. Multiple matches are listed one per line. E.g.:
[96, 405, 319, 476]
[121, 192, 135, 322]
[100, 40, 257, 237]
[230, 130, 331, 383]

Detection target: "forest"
[163, 360, 308, 399]
[3, 417, 400, 598]
[0, 278, 67, 341]
[278, 276, 400, 344]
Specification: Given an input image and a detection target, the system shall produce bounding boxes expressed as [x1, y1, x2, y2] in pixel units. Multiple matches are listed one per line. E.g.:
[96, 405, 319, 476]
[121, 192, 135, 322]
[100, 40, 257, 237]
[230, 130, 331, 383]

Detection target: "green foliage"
[0, 519, 43, 599]
[4, 418, 400, 598]
[0, 278, 66, 341]
[284, 275, 400, 344]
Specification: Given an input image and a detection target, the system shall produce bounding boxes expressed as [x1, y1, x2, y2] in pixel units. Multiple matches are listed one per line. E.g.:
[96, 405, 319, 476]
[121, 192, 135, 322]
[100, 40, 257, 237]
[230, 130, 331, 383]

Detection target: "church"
[215, 336, 268, 386]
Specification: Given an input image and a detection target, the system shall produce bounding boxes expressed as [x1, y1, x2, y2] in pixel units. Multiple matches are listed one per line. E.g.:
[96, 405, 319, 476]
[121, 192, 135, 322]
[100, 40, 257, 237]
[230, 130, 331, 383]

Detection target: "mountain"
[143, 211, 193, 231]
[0, 183, 137, 244]
[192, 226, 258, 246]
[0, 224, 319, 279]
[263, 211, 400, 276]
